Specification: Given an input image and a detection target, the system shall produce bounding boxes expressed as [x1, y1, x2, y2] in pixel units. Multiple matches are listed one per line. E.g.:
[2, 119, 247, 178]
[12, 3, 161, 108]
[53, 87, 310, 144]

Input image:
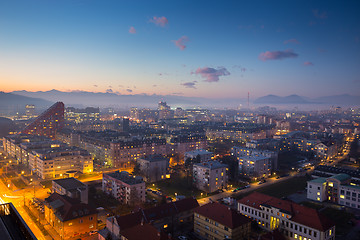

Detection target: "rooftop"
[238, 192, 335, 232]
[194, 160, 227, 170]
[45, 193, 97, 222]
[185, 149, 213, 155]
[52, 177, 86, 191]
[106, 171, 144, 185]
[141, 155, 169, 162]
[194, 202, 251, 229]
[120, 223, 172, 240]
[328, 173, 351, 182]
[308, 177, 327, 184]
[115, 198, 199, 230]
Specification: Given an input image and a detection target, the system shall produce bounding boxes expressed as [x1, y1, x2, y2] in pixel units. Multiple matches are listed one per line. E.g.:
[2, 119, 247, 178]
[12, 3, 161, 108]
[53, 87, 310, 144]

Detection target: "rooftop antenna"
[247, 92, 250, 109]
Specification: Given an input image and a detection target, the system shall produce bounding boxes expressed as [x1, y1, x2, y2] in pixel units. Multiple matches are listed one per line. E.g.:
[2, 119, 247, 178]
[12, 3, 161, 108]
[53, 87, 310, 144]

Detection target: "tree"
[132, 163, 141, 176]
[106, 232, 113, 240]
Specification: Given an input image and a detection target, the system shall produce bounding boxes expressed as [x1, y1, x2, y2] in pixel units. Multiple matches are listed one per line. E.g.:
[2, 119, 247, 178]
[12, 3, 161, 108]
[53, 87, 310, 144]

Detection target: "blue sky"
[1, 0, 359, 98]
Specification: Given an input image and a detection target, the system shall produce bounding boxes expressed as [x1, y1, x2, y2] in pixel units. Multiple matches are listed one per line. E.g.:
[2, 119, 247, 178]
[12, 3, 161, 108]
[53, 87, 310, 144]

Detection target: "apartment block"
[193, 161, 228, 193]
[138, 155, 169, 182]
[102, 171, 145, 204]
[194, 202, 251, 240]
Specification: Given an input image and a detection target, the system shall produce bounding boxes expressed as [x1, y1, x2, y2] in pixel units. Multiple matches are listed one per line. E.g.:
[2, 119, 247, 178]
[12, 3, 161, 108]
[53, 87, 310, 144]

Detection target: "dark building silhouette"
[22, 102, 64, 139]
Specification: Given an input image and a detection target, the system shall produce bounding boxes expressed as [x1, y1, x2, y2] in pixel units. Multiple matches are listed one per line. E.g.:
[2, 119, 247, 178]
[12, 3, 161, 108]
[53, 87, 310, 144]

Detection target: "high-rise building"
[22, 102, 64, 139]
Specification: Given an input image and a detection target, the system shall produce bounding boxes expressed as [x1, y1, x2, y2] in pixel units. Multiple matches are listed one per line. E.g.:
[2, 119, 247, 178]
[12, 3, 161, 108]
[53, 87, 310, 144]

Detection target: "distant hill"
[254, 94, 360, 106]
[0, 92, 53, 114]
[11, 90, 246, 109]
[254, 94, 310, 104]
[314, 94, 360, 105]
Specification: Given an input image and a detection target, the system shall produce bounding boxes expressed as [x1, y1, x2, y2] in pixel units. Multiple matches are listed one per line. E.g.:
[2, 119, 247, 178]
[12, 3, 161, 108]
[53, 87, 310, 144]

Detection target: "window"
[294, 233, 298, 239]
[79, 219, 83, 223]
[89, 216, 93, 220]
[224, 226, 228, 231]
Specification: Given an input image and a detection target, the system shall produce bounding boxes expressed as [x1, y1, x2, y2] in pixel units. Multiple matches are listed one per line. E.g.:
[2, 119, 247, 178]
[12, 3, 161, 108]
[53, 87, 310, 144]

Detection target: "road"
[197, 171, 301, 205]
[0, 178, 47, 240]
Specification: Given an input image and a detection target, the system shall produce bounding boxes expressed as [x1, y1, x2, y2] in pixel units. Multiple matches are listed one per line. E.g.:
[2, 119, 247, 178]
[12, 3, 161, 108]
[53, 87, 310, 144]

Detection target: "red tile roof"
[45, 193, 97, 222]
[238, 192, 335, 231]
[120, 223, 172, 240]
[116, 198, 199, 230]
[194, 202, 251, 229]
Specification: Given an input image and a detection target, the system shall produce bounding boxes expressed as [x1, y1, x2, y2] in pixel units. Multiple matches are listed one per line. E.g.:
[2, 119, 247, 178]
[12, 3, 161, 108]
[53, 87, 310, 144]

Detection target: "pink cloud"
[181, 81, 197, 89]
[173, 36, 189, 50]
[192, 67, 230, 82]
[304, 61, 314, 66]
[150, 16, 168, 27]
[284, 39, 300, 44]
[259, 49, 298, 61]
[129, 26, 136, 34]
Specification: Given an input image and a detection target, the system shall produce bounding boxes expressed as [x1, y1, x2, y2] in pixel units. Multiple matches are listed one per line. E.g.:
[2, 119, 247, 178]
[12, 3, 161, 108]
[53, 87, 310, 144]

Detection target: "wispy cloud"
[129, 26, 136, 34]
[232, 65, 247, 72]
[313, 9, 328, 19]
[126, 89, 133, 93]
[181, 81, 197, 89]
[259, 49, 298, 61]
[93, 85, 98, 87]
[284, 39, 300, 44]
[192, 67, 230, 82]
[150, 16, 168, 27]
[173, 36, 189, 50]
[304, 61, 314, 66]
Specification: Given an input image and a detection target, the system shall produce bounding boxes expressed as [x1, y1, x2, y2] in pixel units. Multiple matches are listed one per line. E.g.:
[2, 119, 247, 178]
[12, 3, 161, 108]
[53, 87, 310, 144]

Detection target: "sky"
[1, 0, 360, 99]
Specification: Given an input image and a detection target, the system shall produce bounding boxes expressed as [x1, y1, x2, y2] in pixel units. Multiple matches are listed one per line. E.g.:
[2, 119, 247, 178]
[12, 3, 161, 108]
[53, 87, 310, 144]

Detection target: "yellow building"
[194, 202, 251, 240]
[44, 193, 97, 239]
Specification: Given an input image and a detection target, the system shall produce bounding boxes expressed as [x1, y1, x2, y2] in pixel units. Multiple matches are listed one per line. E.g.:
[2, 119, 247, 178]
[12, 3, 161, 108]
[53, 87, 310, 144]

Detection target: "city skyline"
[1, 0, 360, 99]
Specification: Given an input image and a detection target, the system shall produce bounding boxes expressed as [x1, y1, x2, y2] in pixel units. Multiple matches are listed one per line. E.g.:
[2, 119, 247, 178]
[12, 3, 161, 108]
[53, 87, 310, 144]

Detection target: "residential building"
[52, 177, 88, 204]
[44, 193, 97, 239]
[231, 146, 278, 171]
[184, 149, 213, 162]
[194, 202, 251, 240]
[193, 161, 228, 193]
[238, 192, 335, 240]
[238, 155, 272, 177]
[29, 146, 93, 179]
[307, 178, 328, 202]
[138, 155, 169, 182]
[307, 174, 360, 209]
[168, 134, 208, 157]
[100, 198, 199, 239]
[119, 224, 172, 240]
[102, 171, 145, 204]
[22, 101, 64, 139]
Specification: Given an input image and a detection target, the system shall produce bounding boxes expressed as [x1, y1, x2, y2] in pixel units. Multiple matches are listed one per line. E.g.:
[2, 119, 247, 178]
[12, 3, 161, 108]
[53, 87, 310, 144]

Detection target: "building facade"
[193, 161, 228, 193]
[102, 171, 145, 204]
[22, 101, 65, 139]
[184, 149, 213, 162]
[138, 155, 169, 182]
[194, 202, 251, 240]
[52, 177, 88, 204]
[238, 192, 335, 240]
[44, 193, 97, 239]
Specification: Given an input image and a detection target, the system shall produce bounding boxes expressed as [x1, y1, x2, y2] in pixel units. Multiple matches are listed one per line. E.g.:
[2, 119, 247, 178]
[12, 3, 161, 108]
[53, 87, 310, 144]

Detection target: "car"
[245, 185, 250, 188]
[178, 236, 187, 240]
[89, 230, 97, 235]
[232, 189, 238, 192]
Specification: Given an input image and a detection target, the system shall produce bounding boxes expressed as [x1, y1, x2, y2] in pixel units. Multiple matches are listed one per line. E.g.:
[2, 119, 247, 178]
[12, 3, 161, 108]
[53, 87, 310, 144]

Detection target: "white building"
[307, 174, 360, 209]
[193, 161, 228, 193]
[307, 178, 327, 202]
[184, 149, 213, 162]
[238, 155, 271, 177]
[231, 146, 278, 171]
[238, 192, 335, 240]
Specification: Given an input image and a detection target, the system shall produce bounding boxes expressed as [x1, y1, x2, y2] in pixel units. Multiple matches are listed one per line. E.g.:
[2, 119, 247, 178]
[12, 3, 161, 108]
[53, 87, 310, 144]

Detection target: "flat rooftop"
[194, 160, 227, 170]
[53, 177, 86, 190]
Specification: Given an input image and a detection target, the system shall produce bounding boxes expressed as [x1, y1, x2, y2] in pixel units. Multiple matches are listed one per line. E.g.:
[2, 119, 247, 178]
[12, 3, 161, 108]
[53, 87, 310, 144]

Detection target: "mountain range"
[254, 94, 360, 105]
[2, 91, 359, 113]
